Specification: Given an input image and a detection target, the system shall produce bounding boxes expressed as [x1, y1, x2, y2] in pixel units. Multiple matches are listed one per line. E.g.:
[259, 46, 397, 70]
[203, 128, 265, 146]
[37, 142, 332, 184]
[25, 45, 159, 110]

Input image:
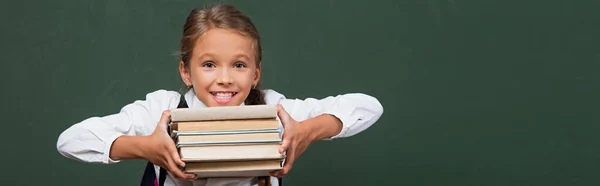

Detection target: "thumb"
[277, 104, 291, 128]
[157, 110, 171, 131]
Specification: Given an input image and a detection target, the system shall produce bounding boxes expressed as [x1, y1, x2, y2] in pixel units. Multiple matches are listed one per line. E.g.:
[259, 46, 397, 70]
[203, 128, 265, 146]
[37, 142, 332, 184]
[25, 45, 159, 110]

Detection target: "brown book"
[185, 159, 283, 178]
[171, 119, 280, 132]
[177, 132, 281, 143]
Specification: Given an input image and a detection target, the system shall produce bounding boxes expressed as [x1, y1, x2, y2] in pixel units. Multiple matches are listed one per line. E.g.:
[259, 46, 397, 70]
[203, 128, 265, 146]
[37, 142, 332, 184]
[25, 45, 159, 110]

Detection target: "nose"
[216, 67, 233, 85]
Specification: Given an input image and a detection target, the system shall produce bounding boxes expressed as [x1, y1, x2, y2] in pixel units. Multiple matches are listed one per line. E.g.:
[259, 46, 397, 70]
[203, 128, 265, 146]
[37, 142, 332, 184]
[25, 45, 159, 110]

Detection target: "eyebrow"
[196, 52, 216, 61]
[234, 53, 251, 61]
[195, 52, 253, 61]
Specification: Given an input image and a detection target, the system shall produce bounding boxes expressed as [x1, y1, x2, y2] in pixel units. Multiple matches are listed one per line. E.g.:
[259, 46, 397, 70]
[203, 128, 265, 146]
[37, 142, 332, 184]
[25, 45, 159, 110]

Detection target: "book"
[170, 105, 277, 122]
[171, 118, 280, 133]
[179, 143, 284, 162]
[185, 159, 283, 178]
[168, 105, 285, 177]
[177, 131, 281, 146]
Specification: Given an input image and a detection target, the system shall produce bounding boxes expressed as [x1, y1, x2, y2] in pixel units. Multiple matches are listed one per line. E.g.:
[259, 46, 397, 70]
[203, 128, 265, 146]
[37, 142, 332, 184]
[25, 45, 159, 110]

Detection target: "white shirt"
[57, 88, 383, 186]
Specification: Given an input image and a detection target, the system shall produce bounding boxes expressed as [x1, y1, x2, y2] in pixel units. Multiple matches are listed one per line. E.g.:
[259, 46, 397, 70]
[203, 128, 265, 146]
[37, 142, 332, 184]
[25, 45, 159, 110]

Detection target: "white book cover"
[170, 105, 277, 121]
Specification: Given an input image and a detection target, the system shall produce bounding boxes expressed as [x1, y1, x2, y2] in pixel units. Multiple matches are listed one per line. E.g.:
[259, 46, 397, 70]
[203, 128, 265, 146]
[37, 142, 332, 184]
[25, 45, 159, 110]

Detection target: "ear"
[253, 65, 261, 87]
[179, 61, 192, 87]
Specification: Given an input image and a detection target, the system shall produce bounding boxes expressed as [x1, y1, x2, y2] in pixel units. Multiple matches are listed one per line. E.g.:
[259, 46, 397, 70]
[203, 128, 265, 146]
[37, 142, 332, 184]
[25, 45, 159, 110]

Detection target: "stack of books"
[169, 105, 285, 178]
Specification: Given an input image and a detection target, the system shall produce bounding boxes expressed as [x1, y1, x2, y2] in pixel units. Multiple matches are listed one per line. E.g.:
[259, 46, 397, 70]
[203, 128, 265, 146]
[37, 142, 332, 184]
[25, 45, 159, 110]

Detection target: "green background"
[1, 0, 599, 185]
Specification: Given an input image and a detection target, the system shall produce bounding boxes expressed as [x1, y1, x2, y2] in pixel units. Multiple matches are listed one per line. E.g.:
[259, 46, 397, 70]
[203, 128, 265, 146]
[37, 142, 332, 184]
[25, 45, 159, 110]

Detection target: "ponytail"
[245, 84, 266, 105]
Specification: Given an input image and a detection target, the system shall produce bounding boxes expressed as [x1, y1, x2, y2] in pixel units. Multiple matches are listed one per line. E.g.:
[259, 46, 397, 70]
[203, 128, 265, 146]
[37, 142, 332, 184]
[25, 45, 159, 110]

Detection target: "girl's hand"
[270, 105, 314, 178]
[143, 111, 197, 180]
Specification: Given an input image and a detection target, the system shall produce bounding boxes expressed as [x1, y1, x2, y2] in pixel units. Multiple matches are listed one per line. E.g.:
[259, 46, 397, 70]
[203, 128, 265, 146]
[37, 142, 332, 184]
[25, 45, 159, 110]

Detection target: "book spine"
[170, 105, 277, 121]
[175, 129, 282, 137]
[177, 139, 282, 147]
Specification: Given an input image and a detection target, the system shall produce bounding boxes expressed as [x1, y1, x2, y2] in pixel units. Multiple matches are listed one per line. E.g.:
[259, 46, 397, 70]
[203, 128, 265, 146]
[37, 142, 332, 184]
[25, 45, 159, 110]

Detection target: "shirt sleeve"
[56, 90, 179, 164]
[264, 90, 384, 139]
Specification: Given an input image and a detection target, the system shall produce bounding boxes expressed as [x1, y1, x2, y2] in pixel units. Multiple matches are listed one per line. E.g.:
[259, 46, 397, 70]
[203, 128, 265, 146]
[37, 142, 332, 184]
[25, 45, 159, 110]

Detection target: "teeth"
[215, 92, 233, 99]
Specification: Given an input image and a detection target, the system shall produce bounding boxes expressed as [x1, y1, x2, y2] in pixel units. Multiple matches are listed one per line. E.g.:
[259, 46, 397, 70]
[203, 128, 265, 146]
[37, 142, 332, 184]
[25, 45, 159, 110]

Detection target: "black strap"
[140, 94, 282, 185]
[140, 95, 188, 186]
[140, 162, 157, 186]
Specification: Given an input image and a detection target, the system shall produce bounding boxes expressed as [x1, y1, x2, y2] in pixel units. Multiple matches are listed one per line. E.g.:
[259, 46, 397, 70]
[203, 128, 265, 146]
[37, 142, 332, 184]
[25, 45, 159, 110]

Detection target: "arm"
[56, 90, 178, 164]
[277, 92, 384, 140]
[299, 114, 343, 142]
[108, 135, 150, 160]
[266, 90, 384, 177]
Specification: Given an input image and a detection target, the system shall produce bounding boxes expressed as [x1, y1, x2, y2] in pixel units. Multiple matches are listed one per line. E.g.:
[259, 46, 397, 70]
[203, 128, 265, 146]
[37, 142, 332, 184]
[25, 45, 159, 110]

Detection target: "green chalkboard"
[1, 0, 599, 185]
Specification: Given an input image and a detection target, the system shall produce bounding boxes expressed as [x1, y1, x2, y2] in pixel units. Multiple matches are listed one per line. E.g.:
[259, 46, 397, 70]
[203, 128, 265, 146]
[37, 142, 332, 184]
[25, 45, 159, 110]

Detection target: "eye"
[202, 61, 216, 68]
[234, 61, 247, 68]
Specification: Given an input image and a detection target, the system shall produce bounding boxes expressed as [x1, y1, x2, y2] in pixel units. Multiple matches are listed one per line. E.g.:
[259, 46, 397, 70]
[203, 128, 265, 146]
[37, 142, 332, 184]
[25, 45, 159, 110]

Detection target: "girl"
[56, 3, 383, 186]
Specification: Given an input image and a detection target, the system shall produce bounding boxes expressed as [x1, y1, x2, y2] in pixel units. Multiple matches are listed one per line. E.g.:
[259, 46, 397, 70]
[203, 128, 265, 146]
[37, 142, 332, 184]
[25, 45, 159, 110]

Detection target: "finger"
[279, 137, 291, 154]
[166, 146, 195, 180]
[269, 159, 285, 177]
[168, 159, 195, 180]
[189, 173, 198, 179]
[182, 172, 197, 180]
[270, 167, 284, 178]
[280, 144, 296, 176]
[270, 170, 281, 178]
[167, 141, 185, 167]
[166, 154, 187, 179]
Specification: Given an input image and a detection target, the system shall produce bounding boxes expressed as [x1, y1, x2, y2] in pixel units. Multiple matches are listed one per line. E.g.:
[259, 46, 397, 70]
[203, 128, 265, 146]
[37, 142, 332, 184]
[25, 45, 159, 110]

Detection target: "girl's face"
[179, 28, 260, 107]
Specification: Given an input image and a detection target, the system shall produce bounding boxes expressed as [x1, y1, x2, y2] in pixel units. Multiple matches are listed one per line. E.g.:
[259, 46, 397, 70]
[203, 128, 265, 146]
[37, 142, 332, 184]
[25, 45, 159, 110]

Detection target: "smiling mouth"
[210, 92, 238, 102]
